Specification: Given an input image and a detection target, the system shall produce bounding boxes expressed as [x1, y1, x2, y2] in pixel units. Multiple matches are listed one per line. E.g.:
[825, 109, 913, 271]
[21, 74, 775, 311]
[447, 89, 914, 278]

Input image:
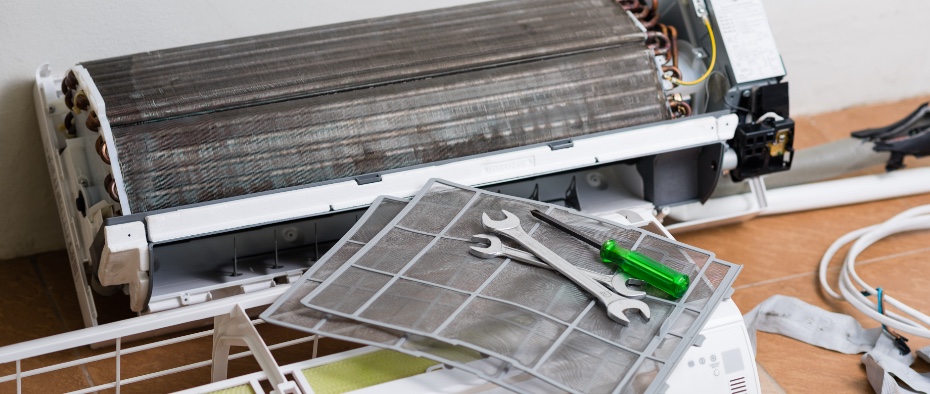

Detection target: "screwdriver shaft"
[530, 209, 601, 248]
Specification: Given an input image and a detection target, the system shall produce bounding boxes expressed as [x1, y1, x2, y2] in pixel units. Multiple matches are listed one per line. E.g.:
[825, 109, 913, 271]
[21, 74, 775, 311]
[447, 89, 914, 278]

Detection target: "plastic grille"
[667, 310, 699, 337]
[263, 197, 558, 391]
[538, 331, 637, 394]
[650, 335, 683, 361]
[622, 358, 662, 394]
[309, 243, 361, 282]
[397, 189, 475, 234]
[446, 193, 548, 239]
[353, 229, 434, 274]
[440, 297, 567, 367]
[577, 299, 675, 352]
[359, 279, 469, 333]
[404, 238, 502, 293]
[308, 267, 391, 314]
[480, 262, 591, 324]
[350, 199, 408, 243]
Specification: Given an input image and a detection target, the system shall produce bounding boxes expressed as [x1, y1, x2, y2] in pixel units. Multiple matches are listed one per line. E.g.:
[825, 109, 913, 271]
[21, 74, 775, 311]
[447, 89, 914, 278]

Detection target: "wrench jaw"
[481, 210, 522, 233]
[483, 210, 653, 325]
[468, 234, 502, 259]
[606, 299, 652, 327]
[609, 275, 647, 300]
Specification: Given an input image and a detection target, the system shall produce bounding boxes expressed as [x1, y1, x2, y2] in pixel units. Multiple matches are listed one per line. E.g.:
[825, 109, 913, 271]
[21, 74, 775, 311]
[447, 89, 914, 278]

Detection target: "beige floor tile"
[806, 95, 930, 141]
[789, 117, 830, 150]
[675, 196, 916, 286]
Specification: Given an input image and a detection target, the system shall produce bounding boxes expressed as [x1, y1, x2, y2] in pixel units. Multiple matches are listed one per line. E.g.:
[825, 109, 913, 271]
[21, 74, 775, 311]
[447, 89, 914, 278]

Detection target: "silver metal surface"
[84, 0, 646, 126]
[469, 234, 646, 300]
[75, 0, 671, 214]
[111, 46, 668, 213]
[481, 210, 650, 326]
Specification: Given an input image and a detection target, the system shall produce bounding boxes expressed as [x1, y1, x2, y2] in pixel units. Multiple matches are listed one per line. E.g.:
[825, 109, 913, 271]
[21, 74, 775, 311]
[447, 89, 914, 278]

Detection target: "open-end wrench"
[469, 234, 647, 300]
[481, 210, 651, 326]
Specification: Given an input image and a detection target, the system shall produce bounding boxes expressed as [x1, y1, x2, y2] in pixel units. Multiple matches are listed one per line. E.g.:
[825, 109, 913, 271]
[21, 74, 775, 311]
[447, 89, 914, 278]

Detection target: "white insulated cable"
[818, 204, 930, 339]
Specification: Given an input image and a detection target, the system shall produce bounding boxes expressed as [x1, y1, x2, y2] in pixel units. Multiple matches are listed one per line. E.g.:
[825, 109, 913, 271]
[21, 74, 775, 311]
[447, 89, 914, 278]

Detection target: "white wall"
[762, 0, 930, 116]
[1, 0, 929, 259]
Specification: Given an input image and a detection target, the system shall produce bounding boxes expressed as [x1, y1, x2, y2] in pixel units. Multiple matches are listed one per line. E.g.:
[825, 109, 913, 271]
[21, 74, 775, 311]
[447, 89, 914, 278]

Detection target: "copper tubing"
[616, 0, 638, 12]
[64, 112, 76, 136]
[642, 10, 660, 28]
[645, 32, 671, 56]
[64, 90, 74, 110]
[667, 25, 679, 68]
[95, 135, 111, 164]
[636, 0, 651, 19]
[662, 66, 682, 81]
[104, 174, 120, 202]
[86, 111, 101, 132]
[668, 99, 693, 118]
[62, 70, 77, 93]
[74, 92, 90, 111]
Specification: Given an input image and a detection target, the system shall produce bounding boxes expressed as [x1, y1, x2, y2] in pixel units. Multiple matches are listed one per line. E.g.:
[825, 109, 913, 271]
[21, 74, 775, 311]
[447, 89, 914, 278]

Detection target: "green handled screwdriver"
[530, 209, 690, 299]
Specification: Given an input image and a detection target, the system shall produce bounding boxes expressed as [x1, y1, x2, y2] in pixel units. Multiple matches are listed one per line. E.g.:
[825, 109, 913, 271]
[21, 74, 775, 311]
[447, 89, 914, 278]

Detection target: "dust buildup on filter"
[439, 297, 567, 367]
[359, 279, 470, 333]
[667, 309, 699, 337]
[537, 330, 638, 394]
[650, 335, 683, 361]
[445, 193, 548, 239]
[353, 228, 434, 274]
[577, 299, 674, 352]
[304, 267, 392, 314]
[404, 237, 502, 293]
[397, 189, 476, 234]
[529, 219, 614, 275]
[480, 261, 592, 323]
[350, 199, 408, 243]
[308, 242, 362, 282]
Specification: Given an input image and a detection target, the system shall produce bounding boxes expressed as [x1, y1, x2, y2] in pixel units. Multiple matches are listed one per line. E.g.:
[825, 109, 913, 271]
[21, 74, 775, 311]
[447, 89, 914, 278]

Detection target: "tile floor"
[1, 95, 928, 393]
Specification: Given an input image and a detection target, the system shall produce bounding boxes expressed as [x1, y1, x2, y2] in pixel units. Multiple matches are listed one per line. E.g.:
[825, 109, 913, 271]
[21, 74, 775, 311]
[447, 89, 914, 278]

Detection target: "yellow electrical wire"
[669, 17, 716, 86]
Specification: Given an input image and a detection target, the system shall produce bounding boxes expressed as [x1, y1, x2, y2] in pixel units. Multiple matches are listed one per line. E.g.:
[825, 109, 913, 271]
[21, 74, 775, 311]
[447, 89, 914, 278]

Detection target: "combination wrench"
[481, 210, 651, 326]
[469, 234, 646, 300]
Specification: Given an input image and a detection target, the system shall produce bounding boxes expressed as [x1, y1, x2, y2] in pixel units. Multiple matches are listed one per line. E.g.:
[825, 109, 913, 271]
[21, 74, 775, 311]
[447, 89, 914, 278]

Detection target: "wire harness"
[667, 16, 716, 86]
[818, 204, 930, 340]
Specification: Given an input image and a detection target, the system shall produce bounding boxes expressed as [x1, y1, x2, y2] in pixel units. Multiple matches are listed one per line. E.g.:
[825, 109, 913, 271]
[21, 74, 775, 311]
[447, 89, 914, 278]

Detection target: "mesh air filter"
[263, 180, 742, 394]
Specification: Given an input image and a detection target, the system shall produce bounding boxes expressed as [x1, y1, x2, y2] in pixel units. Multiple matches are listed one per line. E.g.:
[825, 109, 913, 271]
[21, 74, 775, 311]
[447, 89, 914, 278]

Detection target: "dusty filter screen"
[263, 180, 740, 394]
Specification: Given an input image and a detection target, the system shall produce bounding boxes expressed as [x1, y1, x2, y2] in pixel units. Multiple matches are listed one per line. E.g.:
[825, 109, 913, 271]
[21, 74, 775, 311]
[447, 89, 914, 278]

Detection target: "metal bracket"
[691, 0, 708, 18]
